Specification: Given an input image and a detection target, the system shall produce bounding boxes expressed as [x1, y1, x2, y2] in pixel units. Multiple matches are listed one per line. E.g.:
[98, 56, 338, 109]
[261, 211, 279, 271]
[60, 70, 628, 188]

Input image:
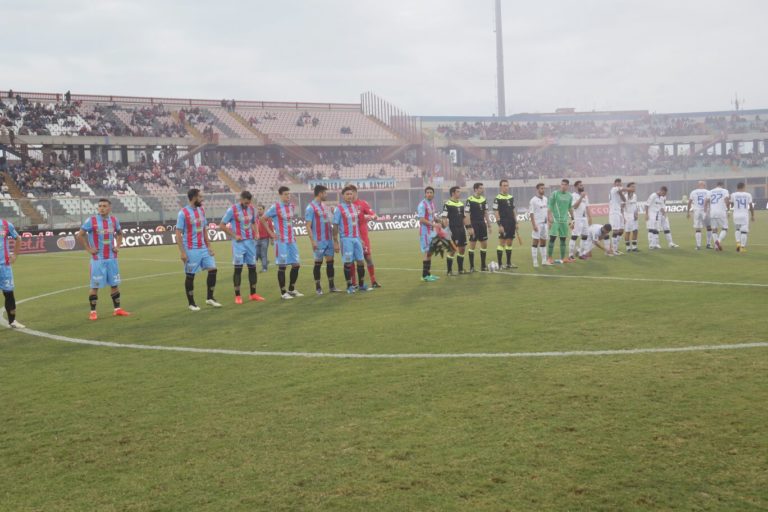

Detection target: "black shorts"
[498, 220, 516, 240]
[469, 222, 488, 242]
[450, 226, 467, 247]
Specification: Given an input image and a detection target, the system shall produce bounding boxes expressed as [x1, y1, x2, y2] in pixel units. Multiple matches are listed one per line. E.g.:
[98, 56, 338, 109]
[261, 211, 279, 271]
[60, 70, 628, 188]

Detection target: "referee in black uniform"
[465, 182, 491, 272]
[441, 186, 469, 275]
[493, 179, 518, 269]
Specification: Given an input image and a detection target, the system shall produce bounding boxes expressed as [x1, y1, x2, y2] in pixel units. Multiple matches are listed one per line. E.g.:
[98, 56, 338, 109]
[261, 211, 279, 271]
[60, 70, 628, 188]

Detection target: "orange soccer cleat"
[89, 311, 98, 321]
[113, 308, 131, 317]
[249, 294, 266, 302]
[235, 296, 243, 305]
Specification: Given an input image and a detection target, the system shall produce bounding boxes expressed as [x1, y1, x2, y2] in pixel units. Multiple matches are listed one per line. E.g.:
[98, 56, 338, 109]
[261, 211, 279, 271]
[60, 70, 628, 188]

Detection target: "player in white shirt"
[731, 182, 755, 252]
[687, 181, 712, 250]
[645, 186, 678, 249]
[608, 178, 628, 254]
[623, 182, 640, 252]
[528, 182, 549, 267]
[569, 180, 592, 258]
[578, 223, 613, 259]
[708, 181, 730, 251]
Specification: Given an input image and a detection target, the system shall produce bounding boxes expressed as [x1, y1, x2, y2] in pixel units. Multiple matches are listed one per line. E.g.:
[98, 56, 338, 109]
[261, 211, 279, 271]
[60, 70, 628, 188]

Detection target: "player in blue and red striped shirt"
[262, 186, 303, 300]
[333, 185, 373, 293]
[219, 190, 265, 304]
[305, 184, 340, 295]
[0, 217, 24, 328]
[76, 198, 130, 321]
[176, 188, 220, 311]
[418, 186, 441, 282]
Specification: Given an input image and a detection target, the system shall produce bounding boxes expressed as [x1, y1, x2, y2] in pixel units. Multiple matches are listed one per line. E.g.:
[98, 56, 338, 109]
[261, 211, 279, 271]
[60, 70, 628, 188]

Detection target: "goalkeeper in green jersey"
[545, 179, 575, 265]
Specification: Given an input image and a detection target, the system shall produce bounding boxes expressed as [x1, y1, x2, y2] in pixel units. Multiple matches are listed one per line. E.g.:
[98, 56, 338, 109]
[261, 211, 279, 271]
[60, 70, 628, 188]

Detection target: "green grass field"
[2, 213, 767, 511]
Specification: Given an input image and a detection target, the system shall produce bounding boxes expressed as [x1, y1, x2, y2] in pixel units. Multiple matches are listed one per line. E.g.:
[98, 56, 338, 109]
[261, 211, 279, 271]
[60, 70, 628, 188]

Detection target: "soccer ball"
[487, 261, 500, 272]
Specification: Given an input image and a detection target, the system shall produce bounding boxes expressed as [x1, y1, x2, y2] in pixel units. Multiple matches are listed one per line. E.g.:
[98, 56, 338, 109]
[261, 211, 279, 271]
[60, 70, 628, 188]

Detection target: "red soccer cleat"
[249, 294, 266, 302]
[113, 308, 131, 317]
[235, 296, 243, 305]
[89, 311, 98, 321]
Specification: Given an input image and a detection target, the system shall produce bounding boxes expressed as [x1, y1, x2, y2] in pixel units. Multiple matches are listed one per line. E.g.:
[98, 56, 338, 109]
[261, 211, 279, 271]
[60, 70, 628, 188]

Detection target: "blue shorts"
[341, 237, 364, 263]
[420, 233, 436, 254]
[313, 239, 334, 261]
[185, 247, 217, 274]
[232, 239, 257, 266]
[275, 241, 300, 266]
[90, 259, 121, 289]
[0, 264, 14, 292]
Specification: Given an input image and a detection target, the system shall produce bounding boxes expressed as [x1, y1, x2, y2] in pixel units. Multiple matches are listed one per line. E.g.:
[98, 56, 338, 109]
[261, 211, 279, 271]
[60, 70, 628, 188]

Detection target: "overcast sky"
[2, 0, 765, 116]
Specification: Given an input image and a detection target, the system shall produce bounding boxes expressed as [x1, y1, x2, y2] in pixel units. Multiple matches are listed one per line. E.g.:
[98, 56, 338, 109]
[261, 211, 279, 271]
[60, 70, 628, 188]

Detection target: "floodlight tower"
[494, 0, 506, 117]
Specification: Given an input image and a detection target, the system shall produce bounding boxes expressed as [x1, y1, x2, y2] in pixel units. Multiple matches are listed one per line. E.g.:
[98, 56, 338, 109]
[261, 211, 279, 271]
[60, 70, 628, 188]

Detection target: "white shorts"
[647, 212, 669, 231]
[710, 215, 728, 230]
[624, 214, 638, 232]
[609, 212, 624, 231]
[532, 221, 548, 240]
[573, 218, 589, 237]
[692, 210, 709, 230]
[733, 216, 749, 233]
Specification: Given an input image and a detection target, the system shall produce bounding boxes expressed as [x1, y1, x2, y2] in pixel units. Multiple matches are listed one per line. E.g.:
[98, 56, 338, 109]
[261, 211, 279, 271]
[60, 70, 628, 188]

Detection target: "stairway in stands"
[1, 171, 45, 225]
[227, 111, 320, 165]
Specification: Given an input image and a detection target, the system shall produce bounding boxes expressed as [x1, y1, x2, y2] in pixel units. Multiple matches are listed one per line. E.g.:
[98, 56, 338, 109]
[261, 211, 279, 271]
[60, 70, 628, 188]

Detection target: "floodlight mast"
[495, 0, 506, 118]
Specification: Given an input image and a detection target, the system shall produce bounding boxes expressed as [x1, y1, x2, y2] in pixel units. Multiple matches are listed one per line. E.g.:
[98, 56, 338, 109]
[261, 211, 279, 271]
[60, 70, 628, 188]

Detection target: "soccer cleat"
[446, 271, 455, 276]
[206, 299, 222, 308]
[371, 282, 382, 288]
[736, 243, 741, 253]
[532, 262, 539, 268]
[346, 286, 357, 294]
[316, 288, 324, 296]
[480, 267, 488, 272]
[554, 259, 564, 265]
[359, 284, 373, 292]
[288, 290, 304, 298]
[113, 308, 130, 317]
[329, 287, 343, 293]
[668, 243, 679, 248]
[579, 254, 589, 260]
[234, 296, 244, 305]
[542, 258, 554, 266]
[714, 240, 722, 251]
[281, 293, 294, 300]
[562, 257, 575, 263]
[9, 320, 26, 329]
[89, 311, 98, 321]
[706, 244, 713, 249]
[458, 270, 468, 275]
[469, 267, 476, 273]
[696, 246, 701, 250]
[740, 247, 747, 253]
[188, 305, 201, 312]
[249, 293, 266, 302]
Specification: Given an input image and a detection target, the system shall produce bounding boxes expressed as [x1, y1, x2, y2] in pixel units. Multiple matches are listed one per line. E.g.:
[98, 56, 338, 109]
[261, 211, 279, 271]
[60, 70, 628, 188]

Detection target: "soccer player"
[76, 198, 130, 320]
[569, 180, 591, 258]
[418, 186, 441, 282]
[347, 185, 381, 288]
[623, 182, 640, 252]
[333, 186, 372, 293]
[219, 190, 265, 304]
[731, 182, 755, 252]
[262, 186, 303, 299]
[176, 188, 220, 311]
[608, 178, 627, 255]
[441, 186, 469, 275]
[255, 204, 271, 271]
[0, 217, 24, 328]
[708, 181, 731, 251]
[646, 186, 678, 249]
[578, 223, 613, 258]
[493, 179, 518, 269]
[528, 182, 549, 268]
[546, 179, 574, 265]
[687, 181, 712, 250]
[465, 182, 492, 272]
[305, 184, 340, 294]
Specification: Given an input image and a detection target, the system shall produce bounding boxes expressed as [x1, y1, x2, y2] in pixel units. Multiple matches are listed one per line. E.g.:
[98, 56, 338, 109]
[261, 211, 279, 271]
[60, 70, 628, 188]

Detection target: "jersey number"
[736, 198, 748, 208]
[710, 193, 723, 204]
[696, 195, 705, 206]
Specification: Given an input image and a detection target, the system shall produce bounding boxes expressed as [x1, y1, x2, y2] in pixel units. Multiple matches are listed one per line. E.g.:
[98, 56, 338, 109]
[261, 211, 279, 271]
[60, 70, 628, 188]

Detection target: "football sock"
[706, 230, 713, 245]
[4, 290, 16, 324]
[569, 237, 577, 256]
[356, 263, 366, 287]
[735, 229, 741, 244]
[695, 232, 702, 247]
[559, 237, 566, 259]
[446, 254, 454, 273]
[496, 246, 503, 266]
[468, 249, 475, 269]
[479, 249, 487, 269]
[185, 274, 195, 305]
[531, 246, 538, 265]
[206, 269, 217, 300]
[422, 260, 429, 278]
[344, 263, 353, 285]
[456, 254, 464, 272]
[288, 266, 299, 291]
[741, 232, 748, 247]
[539, 246, 547, 261]
[505, 248, 512, 266]
[326, 261, 335, 288]
[233, 265, 243, 296]
[247, 265, 257, 294]
[718, 230, 727, 243]
[632, 240, 638, 249]
[110, 291, 120, 309]
[665, 231, 674, 245]
[89, 294, 98, 311]
[367, 264, 376, 283]
[313, 261, 322, 289]
[547, 237, 555, 257]
[277, 266, 287, 294]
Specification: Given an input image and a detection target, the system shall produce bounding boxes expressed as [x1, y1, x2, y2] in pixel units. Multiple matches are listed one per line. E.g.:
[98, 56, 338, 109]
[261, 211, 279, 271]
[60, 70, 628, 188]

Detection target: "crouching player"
[219, 190, 265, 304]
[76, 198, 130, 320]
[578, 224, 613, 259]
[333, 185, 372, 293]
[1, 218, 23, 328]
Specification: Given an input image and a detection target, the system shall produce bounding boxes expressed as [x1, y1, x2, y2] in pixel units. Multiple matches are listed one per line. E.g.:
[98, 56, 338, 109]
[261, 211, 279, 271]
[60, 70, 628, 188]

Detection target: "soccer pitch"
[2, 213, 767, 511]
